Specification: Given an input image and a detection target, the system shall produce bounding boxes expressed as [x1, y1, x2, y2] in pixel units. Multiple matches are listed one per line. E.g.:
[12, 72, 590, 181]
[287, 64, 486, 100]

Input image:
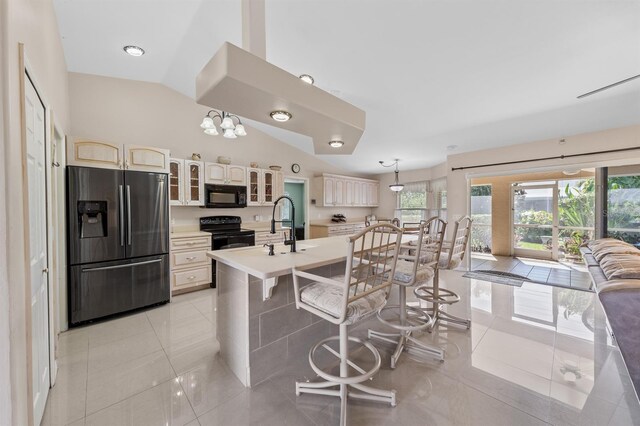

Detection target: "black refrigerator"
[67, 166, 170, 325]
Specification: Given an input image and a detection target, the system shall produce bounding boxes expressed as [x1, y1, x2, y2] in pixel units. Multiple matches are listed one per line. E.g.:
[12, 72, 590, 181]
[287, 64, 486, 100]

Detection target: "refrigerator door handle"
[126, 185, 132, 246]
[82, 258, 162, 272]
[119, 185, 125, 246]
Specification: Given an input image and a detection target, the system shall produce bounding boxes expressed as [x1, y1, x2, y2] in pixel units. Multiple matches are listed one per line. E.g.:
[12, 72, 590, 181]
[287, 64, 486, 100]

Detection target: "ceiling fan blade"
[577, 73, 640, 99]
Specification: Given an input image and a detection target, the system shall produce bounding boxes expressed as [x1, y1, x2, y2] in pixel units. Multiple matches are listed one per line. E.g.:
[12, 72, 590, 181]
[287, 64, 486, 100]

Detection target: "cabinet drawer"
[172, 265, 212, 288]
[172, 250, 209, 268]
[171, 236, 211, 251]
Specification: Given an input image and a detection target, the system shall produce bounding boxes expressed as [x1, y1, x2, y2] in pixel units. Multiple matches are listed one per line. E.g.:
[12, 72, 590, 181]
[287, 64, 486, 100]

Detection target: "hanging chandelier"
[199, 110, 247, 139]
[379, 159, 404, 192]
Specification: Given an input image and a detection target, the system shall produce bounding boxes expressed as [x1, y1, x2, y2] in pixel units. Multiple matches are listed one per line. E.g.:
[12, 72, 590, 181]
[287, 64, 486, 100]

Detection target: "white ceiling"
[54, 0, 640, 174]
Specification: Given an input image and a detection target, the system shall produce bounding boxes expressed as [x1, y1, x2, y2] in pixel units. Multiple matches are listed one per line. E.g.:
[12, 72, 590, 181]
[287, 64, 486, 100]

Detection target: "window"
[607, 174, 640, 246]
[471, 185, 492, 252]
[395, 181, 428, 226]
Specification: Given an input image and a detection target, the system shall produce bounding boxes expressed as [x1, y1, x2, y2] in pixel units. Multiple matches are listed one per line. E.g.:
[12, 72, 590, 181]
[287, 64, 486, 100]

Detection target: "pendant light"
[379, 159, 404, 192]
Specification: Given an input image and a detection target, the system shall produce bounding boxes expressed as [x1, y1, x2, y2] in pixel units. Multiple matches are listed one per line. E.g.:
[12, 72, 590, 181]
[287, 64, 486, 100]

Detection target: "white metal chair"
[368, 217, 447, 367]
[292, 223, 403, 426]
[414, 216, 472, 329]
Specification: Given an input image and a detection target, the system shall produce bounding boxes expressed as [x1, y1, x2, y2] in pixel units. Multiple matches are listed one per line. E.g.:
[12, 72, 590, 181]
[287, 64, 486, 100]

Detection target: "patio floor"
[470, 253, 593, 291]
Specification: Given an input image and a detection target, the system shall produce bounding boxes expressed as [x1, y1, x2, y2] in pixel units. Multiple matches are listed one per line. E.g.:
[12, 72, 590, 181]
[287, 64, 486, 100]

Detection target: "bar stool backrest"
[442, 216, 473, 269]
[403, 217, 447, 280]
[348, 223, 404, 307]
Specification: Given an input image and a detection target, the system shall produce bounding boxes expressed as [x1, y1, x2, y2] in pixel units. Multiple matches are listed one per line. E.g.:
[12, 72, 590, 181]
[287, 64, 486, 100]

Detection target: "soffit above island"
[195, 42, 366, 155]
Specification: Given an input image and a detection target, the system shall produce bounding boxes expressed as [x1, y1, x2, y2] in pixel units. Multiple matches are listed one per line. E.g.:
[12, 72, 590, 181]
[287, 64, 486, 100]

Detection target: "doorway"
[24, 72, 50, 425]
[283, 179, 307, 240]
[512, 178, 595, 261]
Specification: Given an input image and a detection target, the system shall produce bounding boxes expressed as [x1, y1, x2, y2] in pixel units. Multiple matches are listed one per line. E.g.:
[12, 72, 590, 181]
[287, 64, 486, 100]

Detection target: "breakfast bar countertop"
[207, 236, 351, 280]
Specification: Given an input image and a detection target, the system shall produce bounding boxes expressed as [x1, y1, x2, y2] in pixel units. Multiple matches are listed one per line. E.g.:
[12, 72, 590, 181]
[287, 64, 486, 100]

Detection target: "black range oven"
[200, 216, 255, 287]
[203, 184, 247, 208]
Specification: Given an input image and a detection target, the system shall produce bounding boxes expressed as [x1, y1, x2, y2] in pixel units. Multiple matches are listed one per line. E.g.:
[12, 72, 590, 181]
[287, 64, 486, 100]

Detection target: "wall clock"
[291, 163, 301, 174]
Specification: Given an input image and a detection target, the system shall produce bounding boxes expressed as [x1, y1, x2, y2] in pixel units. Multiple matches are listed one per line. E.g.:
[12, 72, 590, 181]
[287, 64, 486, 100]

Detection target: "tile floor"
[471, 254, 593, 291]
[43, 270, 640, 426]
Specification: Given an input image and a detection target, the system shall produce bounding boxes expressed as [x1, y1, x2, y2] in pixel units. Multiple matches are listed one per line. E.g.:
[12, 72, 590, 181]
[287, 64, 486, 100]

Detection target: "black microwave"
[203, 184, 247, 208]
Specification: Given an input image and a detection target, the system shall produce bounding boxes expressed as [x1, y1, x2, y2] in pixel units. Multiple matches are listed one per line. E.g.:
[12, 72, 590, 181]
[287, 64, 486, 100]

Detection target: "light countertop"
[309, 220, 366, 227]
[243, 222, 290, 232]
[170, 230, 212, 238]
[207, 236, 352, 279]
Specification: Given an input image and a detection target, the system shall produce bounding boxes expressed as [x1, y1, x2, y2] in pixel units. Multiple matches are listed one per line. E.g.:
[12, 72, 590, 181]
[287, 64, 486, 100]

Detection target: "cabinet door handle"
[186, 256, 197, 260]
[186, 241, 197, 245]
[188, 275, 196, 280]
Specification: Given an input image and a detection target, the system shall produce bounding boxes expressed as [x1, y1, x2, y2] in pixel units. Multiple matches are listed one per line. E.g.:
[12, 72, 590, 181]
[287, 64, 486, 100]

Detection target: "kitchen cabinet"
[68, 139, 170, 173]
[169, 159, 185, 206]
[254, 229, 287, 246]
[314, 174, 379, 207]
[184, 160, 204, 206]
[170, 233, 212, 295]
[247, 168, 284, 206]
[309, 222, 367, 239]
[169, 158, 204, 207]
[205, 163, 246, 185]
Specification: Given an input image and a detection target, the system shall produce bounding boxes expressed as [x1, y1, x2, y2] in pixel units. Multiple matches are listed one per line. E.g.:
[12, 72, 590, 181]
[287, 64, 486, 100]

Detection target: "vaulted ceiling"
[53, 0, 640, 174]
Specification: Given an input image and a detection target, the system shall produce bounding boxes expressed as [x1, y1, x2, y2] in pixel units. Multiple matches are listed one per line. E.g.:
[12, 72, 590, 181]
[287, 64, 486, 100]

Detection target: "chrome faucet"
[270, 195, 296, 253]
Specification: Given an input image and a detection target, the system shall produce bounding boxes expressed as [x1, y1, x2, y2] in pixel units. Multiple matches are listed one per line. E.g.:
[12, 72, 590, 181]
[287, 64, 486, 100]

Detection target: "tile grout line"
[83, 312, 179, 419]
[148, 302, 199, 424]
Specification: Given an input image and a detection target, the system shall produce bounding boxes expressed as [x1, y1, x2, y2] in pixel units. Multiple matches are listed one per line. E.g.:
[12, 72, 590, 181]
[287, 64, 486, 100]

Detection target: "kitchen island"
[207, 236, 356, 387]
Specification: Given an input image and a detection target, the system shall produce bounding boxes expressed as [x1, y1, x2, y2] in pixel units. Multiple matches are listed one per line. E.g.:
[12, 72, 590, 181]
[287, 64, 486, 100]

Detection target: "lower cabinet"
[254, 230, 287, 246]
[309, 223, 366, 239]
[170, 233, 212, 295]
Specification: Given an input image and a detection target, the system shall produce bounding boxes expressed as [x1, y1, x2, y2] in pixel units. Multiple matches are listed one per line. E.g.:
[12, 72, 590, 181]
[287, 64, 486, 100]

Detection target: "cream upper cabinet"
[69, 140, 169, 172]
[263, 170, 275, 204]
[205, 163, 226, 184]
[169, 159, 185, 206]
[247, 168, 262, 206]
[184, 161, 204, 206]
[205, 163, 247, 185]
[353, 181, 362, 206]
[345, 180, 354, 205]
[68, 139, 123, 169]
[124, 145, 170, 172]
[227, 165, 247, 185]
[274, 171, 284, 199]
[334, 179, 345, 206]
[323, 177, 336, 206]
[246, 168, 284, 206]
[314, 174, 379, 207]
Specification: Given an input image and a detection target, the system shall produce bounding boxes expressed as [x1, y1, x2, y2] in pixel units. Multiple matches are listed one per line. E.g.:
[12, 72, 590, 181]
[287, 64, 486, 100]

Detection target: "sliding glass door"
[513, 183, 556, 260]
[512, 178, 595, 260]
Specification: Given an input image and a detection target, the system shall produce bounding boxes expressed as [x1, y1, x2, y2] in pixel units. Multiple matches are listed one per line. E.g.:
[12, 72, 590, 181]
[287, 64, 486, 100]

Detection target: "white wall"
[68, 72, 375, 228]
[447, 124, 640, 224]
[2, 0, 71, 424]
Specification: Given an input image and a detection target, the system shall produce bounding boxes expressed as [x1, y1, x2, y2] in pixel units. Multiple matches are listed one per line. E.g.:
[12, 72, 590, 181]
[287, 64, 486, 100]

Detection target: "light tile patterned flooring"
[471, 254, 593, 291]
[43, 271, 640, 425]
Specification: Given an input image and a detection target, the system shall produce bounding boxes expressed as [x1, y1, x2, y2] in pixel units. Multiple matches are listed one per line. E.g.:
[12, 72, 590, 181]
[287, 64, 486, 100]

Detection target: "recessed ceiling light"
[446, 144, 458, 151]
[299, 74, 314, 85]
[123, 45, 145, 57]
[328, 140, 344, 148]
[270, 110, 292, 122]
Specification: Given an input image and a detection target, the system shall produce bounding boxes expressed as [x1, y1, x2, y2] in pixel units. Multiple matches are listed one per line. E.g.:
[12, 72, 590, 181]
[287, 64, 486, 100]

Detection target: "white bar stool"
[292, 223, 404, 426]
[414, 216, 473, 329]
[368, 217, 446, 367]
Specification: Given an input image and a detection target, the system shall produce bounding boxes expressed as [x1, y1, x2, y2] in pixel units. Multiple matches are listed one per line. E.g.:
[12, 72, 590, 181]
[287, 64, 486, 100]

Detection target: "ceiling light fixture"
[446, 144, 458, 151]
[270, 110, 292, 122]
[123, 45, 145, 57]
[200, 110, 247, 138]
[379, 159, 404, 192]
[328, 140, 344, 148]
[299, 74, 314, 85]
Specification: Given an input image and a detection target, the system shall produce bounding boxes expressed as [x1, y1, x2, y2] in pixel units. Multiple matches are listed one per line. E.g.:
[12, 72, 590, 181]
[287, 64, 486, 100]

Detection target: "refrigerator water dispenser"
[78, 201, 108, 238]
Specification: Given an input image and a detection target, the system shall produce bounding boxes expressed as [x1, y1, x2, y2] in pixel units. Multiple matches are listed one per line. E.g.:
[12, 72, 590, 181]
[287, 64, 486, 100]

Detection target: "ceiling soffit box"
[196, 42, 365, 155]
